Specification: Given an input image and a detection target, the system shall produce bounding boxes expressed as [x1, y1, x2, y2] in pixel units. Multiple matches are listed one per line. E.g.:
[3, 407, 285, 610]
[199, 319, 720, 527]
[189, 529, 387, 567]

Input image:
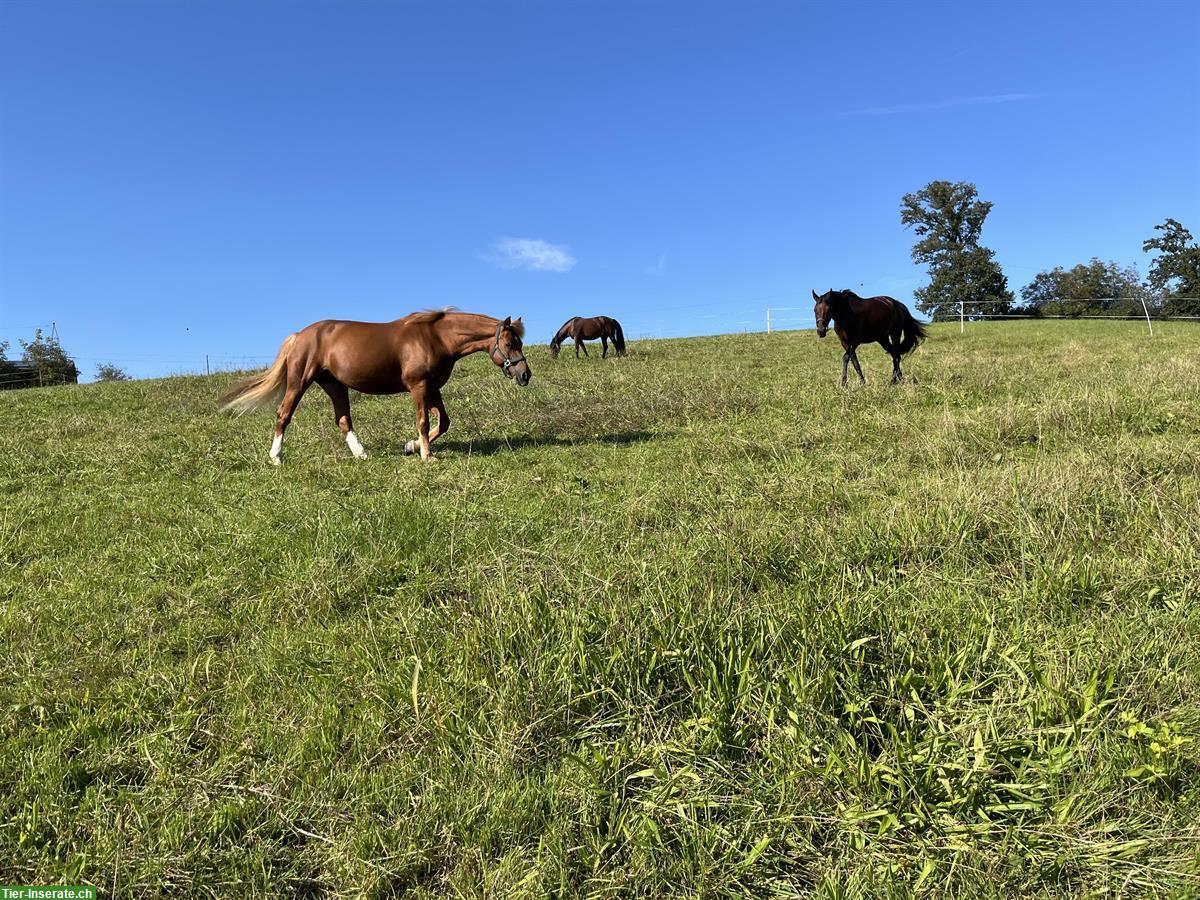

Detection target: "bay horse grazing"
[218, 310, 530, 464]
[549, 315, 626, 359]
[812, 289, 927, 385]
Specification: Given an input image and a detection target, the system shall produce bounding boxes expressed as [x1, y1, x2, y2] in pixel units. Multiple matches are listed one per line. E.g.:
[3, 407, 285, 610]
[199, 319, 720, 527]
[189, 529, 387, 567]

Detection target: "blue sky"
[2, 1, 1197, 379]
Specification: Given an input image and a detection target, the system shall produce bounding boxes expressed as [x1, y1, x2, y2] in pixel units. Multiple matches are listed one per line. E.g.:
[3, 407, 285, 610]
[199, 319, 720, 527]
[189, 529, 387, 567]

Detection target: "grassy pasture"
[1, 321, 1198, 897]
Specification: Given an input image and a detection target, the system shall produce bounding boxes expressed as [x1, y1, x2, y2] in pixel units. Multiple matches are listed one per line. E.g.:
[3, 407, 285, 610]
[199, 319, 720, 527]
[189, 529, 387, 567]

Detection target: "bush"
[19, 329, 79, 386]
[95, 363, 130, 382]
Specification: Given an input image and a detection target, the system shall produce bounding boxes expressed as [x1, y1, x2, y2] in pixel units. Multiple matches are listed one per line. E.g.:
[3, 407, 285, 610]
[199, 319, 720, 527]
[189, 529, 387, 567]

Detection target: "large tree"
[1143, 219, 1200, 315]
[1019, 259, 1151, 317]
[901, 180, 1014, 320]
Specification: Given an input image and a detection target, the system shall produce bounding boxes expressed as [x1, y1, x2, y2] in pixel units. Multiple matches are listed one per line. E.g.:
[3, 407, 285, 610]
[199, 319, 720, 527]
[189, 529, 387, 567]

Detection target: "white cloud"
[644, 253, 667, 277]
[841, 93, 1047, 117]
[484, 237, 576, 273]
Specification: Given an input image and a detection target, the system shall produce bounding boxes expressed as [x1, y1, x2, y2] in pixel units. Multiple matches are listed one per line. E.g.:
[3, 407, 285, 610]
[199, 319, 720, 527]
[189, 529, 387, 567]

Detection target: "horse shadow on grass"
[372, 429, 654, 458]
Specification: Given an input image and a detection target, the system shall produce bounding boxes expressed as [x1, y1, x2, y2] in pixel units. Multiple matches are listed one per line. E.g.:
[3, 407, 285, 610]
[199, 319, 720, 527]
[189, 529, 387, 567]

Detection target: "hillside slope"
[2, 322, 1198, 896]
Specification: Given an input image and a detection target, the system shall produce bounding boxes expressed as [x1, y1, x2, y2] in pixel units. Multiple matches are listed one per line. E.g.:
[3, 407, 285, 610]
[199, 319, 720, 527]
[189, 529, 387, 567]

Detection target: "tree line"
[0, 330, 126, 389]
[900, 180, 1200, 321]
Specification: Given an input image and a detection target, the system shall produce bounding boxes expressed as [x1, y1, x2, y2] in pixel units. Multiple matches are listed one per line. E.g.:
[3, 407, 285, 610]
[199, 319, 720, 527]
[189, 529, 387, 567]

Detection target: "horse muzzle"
[505, 360, 531, 386]
[816, 326, 828, 338]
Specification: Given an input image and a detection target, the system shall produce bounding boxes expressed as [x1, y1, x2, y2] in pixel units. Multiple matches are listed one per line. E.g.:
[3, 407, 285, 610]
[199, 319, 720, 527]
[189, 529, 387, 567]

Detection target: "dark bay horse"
[219, 310, 530, 464]
[549, 315, 626, 359]
[812, 289, 927, 385]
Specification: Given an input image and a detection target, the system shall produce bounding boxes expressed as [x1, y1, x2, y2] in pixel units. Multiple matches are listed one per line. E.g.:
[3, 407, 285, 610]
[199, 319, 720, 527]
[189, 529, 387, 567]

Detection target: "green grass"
[1, 321, 1198, 897]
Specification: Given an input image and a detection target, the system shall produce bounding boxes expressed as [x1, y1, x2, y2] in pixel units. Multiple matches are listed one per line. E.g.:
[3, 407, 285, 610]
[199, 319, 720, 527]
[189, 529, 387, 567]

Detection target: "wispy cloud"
[644, 253, 667, 277]
[841, 93, 1049, 117]
[483, 237, 576, 273]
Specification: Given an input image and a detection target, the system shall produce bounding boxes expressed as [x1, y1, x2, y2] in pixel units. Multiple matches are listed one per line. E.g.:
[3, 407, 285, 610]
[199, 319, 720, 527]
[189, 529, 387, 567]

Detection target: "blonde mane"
[406, 308, 524, 337]
[402, 307, 455, 325]
[400, 308, 521, 336]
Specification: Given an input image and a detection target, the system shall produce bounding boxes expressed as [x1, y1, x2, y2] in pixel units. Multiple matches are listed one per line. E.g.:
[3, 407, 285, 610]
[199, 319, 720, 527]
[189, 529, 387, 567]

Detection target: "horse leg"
[316, 374, 366, 459]
[271, 365, 314, 465]
[849, 347, 866, 384]
[892, 351, 903, 383]
[601, 336, 609, 358]
[879, 339, 903, 384]
[404, 382, 437, 462]
[579, 339, 589, 357]
[840, 339, 854, 387]
[844, 345, 864, 384]
[427, 388, 449, 446]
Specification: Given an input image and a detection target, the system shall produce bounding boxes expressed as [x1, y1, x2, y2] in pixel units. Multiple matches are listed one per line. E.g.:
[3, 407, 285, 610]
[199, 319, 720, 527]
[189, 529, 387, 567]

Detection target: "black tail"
[609, 317, 626, 356]
[896, 304, 928, 355]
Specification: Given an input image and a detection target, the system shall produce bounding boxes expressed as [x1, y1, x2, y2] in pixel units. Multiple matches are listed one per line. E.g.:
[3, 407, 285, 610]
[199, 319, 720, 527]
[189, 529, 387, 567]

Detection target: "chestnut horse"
[219, 310, 530, 464]
[812, 289, 927, 385]
[549, 315, 626, 359]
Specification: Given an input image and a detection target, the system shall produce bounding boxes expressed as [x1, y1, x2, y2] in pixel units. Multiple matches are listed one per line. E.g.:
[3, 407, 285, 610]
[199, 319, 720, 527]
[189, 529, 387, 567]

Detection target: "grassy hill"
[2, 321, 1198, 897]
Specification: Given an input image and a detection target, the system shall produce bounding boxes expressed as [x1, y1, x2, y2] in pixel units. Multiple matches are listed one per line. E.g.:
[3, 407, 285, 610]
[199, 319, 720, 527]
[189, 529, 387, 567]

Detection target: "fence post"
[1139, 296, 1153, 338]
[960, 301, 964, 334]
[766, 308, 771, 334]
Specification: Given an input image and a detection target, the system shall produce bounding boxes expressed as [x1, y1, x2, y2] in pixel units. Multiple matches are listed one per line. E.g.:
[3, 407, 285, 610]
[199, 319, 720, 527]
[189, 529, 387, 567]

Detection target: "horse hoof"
[404, 440, 417, 456]
[269, 455, 282, 466]
[422, 454, 439, 463]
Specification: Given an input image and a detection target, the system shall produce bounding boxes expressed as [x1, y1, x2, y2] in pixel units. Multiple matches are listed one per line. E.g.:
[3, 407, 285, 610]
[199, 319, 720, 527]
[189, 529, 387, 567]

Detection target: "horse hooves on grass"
[404, 440, 417, 456]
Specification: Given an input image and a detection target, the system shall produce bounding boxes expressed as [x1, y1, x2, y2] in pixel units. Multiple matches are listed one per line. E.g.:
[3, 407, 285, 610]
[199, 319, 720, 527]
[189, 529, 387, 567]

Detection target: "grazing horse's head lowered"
[549, 315, 626, 360]
[492, 317, 531, 386]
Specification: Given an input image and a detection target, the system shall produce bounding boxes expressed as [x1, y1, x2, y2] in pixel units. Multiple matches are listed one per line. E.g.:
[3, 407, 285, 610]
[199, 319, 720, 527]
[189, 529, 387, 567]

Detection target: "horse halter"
[814, 291, 837, 335]
[492, 322, 527, 373]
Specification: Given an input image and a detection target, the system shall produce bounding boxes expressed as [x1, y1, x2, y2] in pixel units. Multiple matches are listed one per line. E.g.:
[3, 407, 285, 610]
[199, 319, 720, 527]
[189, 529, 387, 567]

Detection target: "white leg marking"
[404, 439, 417, 456]
[346, 430, 367, 459]
[269, 434, 283, 465]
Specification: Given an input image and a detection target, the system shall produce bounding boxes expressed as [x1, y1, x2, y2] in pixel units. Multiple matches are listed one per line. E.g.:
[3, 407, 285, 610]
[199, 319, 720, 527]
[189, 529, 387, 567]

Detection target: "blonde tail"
[217, 334, 296, 414]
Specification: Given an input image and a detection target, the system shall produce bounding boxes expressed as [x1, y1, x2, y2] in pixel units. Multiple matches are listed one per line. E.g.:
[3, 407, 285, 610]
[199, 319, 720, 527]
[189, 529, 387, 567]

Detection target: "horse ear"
[502, 316, 512, 326]
[812, 289, 819, 301]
